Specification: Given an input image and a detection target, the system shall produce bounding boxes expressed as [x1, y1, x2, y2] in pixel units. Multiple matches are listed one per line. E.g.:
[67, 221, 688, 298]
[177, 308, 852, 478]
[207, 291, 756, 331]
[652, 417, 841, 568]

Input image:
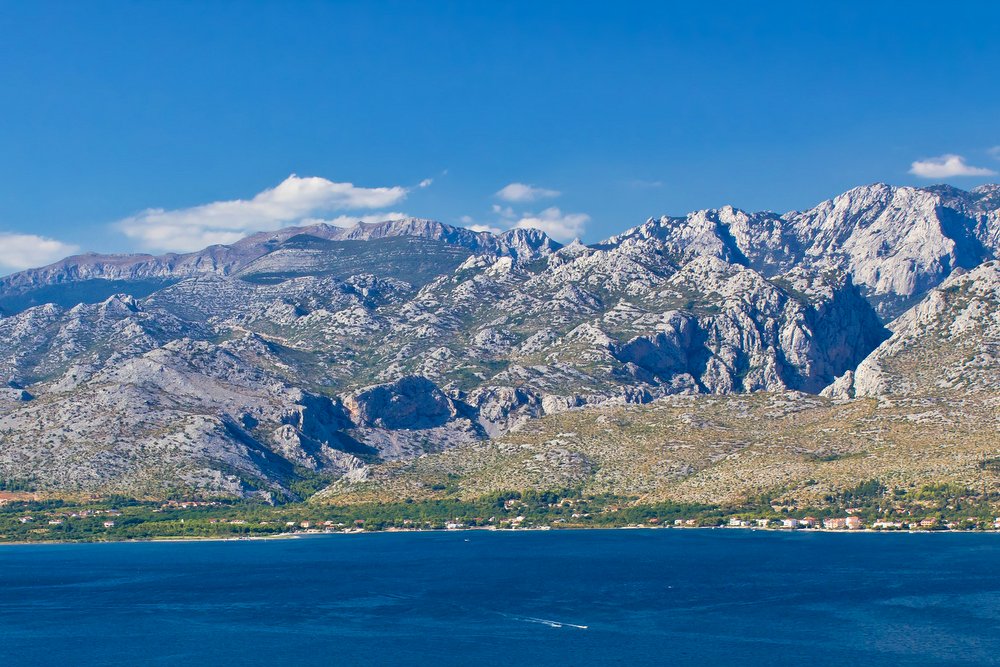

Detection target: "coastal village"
[5, 489, 1000, 541]
[720, 516, 1000, 531]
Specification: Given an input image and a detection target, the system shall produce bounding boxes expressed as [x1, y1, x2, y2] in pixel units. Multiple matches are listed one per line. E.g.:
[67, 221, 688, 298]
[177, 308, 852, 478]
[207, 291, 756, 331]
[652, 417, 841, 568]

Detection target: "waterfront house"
[800, 517, 819, 528]
[823, 518, 848, 530]
[781, 518, 799, 529]
[845, 516, 863, 530]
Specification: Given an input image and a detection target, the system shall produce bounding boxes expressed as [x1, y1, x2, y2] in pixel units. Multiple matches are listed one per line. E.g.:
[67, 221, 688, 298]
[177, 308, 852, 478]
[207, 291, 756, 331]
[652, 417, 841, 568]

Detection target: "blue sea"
[2, 529, 999, 666]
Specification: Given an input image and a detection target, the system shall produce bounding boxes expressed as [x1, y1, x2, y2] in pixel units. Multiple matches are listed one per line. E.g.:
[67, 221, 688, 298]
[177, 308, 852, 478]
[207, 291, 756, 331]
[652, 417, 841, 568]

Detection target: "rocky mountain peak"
[0, 182, 997, 498]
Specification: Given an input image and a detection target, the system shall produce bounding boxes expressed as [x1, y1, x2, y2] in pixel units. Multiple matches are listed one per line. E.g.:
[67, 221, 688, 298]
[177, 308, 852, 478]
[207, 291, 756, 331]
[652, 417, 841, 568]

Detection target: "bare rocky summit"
[0, 183, 997, 500]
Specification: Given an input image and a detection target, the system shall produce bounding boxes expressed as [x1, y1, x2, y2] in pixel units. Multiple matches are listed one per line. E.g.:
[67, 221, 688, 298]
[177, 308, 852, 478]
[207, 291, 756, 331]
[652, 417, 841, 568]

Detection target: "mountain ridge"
[4, 182, 998, 319]
[0, 182, 997, 501]
[0, 218, 559, 294]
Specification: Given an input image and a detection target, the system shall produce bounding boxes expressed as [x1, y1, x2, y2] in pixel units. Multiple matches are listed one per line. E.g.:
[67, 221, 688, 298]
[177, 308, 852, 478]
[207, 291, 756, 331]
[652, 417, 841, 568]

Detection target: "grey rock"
[0, 183, 996, 497]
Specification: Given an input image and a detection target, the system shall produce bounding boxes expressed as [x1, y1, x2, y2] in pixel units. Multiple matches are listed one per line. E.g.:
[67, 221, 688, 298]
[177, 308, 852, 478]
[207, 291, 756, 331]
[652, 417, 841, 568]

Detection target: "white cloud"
[989, 146, 1000, 160]
[0, 232, 79, 271]
[457, 215, 502, 234]
[471, 201, 590, 241]
[466, 223, 503, 234]
[117, 174, 413, 252]
[300, 212, 409, 228]
[512, 207, 589, 242]
[495, 182, 561, 203]
[909, 154, 997, 178]
[419, 178, 434, 188]
[492, 204, 516, 218]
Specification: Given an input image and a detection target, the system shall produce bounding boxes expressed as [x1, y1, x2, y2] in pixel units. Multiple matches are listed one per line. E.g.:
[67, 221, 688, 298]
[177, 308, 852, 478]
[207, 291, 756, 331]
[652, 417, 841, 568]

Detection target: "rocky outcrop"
[606, 183, 1000, 318]
[609, 259, 887, 394]
[0, 380, 33, 403]
[342, 376, 458, 430]
[466, 385, 544, 436]
[823, 261, 1000, 398]
[614, 314, 698, 383]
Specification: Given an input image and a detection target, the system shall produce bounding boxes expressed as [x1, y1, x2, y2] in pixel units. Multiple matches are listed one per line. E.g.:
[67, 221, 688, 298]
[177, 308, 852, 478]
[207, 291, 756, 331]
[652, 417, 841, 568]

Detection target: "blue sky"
[0, 1, 998, 270]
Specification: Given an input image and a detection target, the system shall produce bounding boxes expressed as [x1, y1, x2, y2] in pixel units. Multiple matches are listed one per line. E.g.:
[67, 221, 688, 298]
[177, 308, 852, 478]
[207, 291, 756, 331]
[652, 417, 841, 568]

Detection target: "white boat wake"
[508, 614, 588, 629]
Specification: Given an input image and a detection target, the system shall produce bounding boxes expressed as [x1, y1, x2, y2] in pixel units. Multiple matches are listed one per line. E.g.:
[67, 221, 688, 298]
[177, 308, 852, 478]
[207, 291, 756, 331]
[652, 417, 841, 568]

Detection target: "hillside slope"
[322, 264, 1000, 507]
[0, 183, 996, 500]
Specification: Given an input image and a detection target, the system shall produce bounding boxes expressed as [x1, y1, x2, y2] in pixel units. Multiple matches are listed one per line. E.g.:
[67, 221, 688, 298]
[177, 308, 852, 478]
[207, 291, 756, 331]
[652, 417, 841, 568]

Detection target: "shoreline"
[1, 523, 994, 547]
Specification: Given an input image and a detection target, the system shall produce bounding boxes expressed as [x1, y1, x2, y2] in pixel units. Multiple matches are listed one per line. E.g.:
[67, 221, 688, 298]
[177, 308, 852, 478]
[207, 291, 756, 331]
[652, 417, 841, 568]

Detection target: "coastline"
[1, 523, 993, 547]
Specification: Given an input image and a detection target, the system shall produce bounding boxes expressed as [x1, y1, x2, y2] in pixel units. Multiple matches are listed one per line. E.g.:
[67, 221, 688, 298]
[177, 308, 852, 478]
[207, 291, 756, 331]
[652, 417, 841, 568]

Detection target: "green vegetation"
[804, 451, 866, 463]
[0, 476, 37, 492]
[2, 479, 998, 544]
[836, 479, 886, 504]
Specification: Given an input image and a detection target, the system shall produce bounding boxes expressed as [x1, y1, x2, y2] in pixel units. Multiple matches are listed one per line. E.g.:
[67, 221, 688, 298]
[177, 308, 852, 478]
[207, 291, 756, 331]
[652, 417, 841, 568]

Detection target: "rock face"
[342, 376, 458, 430]
[0, 183, 996, 498]
[465, 386, 544, 437]
[824, 260, 1000, 398]
[606, 183, 1000, 318]
[608, 259, 888, 394]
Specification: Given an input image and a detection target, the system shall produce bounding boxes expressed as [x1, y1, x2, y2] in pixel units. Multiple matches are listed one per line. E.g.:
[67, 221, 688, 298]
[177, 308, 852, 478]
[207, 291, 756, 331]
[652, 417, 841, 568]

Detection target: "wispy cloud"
[627, 179, 664, 189]
[495, 182, 561, 203]
[0, 232, 79, 271]
[117, 175, 417, 252]
[909, 154, 997, 178]
[989, 146, 1000, 160]
[511, 207, 589, 242]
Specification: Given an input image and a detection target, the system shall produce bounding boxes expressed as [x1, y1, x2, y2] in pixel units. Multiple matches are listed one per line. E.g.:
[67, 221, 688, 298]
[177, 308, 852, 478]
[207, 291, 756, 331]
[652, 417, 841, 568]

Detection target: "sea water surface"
[2, 529, 999, 666]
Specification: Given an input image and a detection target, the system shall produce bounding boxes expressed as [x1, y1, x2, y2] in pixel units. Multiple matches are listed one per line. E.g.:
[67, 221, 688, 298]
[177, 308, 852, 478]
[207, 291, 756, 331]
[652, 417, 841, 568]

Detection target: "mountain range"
[0, 182, 997, 502]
